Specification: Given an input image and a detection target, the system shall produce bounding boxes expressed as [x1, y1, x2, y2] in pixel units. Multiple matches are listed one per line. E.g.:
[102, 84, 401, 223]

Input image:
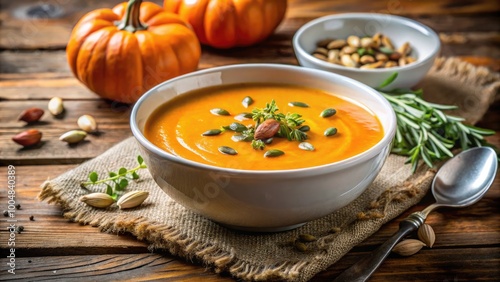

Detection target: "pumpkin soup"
[145, 83, 383, 170]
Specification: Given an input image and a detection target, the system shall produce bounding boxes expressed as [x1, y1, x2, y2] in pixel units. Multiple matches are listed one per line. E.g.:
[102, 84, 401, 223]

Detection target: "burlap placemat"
[39, 57, 499, 281]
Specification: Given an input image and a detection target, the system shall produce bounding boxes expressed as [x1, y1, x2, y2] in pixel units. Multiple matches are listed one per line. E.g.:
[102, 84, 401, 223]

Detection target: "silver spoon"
[334, 146, 498, 282]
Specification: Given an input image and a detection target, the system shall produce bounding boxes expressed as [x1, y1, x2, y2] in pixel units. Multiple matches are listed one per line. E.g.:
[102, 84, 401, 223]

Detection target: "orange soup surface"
[145, 83, 384, 170]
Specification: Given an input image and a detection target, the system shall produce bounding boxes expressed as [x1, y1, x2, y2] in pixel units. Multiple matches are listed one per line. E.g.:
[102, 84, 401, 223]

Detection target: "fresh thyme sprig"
[378, 73, 495, 172]
[251, 100, 308, 143]
[80, 155, 148, 200]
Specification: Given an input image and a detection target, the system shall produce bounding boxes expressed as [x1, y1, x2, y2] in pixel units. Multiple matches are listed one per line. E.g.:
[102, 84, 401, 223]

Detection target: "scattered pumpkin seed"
[242, 96, 254, 108]
[288, 101, 309, 108]
[298, 125, 310, 132]
[116, 190, 149, 209]
[210, 108, 230, 116]
[298, 234, 317, 242]
[80, 192, 115, 208]
[299, 142, 315, 151]
[48, 97, 64, 116]
[417, 223, 436, 248]
[264, 149, 284, 158]
[392, 239, 425, 256]
[234, 112, 253, 121]
[294, 240, 308, 252]
[59, 130, 87, 144]
[320, 108, 337, 118]
[218, 146, 237, 155]
[324, 127, 338, 136]
[77, 114, 98, 132]
[202, 129, 222, 136]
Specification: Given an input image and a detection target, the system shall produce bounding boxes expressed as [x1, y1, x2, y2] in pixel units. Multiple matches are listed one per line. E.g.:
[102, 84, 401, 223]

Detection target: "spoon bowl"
[334, 146, 498, 282]
[432, 147, 498, 207]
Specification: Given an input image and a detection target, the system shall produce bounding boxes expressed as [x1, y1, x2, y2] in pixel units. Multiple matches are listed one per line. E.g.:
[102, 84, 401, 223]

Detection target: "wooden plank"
[0, 0, 498, 50]
[0, 100, 131, 165]
[0, 165, 498, 254]
[0, 36, 500, 100]
[7, 254, 235, 281]
[313, 247, 500, 281]
[0, 0, 162, 50]
[287, 0, 500, 18]
[5, 248, 499, 281]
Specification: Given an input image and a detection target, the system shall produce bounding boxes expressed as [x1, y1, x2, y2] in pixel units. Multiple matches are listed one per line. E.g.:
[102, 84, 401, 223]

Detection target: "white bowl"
[130, 64, 396, 232]
[293, 13, 441, 89]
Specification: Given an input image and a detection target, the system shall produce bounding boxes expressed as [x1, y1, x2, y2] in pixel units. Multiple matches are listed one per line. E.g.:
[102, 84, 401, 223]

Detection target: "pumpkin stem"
[117, 0, 147, 32]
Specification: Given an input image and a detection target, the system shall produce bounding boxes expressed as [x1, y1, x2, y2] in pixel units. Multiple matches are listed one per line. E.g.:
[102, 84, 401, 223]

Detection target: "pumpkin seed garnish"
[324, 127, 338, 136]
[232, 134, 253, 142]
[320, 108, 337, 118]
[226, 122, 247, 132]
[242, 96, 254, 108]
[288, 101, 309, 108]
[210, 108, 230, 116]
[298, 125, 310, 132]
[218, 146, 237, 155]
[264, 149, 284, 158]
[263, 137, 273, 144]
[202, 129, 222, 136]
[234, 112, 253, 121]
[299, 142, 315, 151]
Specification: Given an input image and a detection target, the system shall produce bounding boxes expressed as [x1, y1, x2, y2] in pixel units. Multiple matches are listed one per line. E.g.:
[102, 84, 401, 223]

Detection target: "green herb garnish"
[252, 100, 308, 144]
[378, 73, 495, 172]
[251, 139, 266, 150]
[81, 155, 147, 200]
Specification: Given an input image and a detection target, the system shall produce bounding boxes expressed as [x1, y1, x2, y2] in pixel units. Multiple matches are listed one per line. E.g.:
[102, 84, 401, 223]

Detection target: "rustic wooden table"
[1, 0, 499, 281]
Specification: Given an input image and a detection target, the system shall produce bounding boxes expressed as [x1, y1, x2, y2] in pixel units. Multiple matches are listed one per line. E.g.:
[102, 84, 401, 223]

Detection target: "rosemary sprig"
[378, 73, 495, 172]
[80, 155, 148, 200]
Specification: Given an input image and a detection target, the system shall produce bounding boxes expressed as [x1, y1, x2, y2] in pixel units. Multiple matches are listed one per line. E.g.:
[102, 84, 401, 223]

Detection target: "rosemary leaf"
[380, 82, 495, 173]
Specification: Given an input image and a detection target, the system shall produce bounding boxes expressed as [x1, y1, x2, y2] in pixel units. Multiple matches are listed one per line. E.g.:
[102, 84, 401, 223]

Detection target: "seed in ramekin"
[327, 39, 346, 49]
[312, 33, 417, 69]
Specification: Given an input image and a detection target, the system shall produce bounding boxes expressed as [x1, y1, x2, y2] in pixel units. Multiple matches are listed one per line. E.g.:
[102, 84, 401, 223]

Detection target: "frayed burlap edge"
[422, 57, 500, 123]
[38, 164, 436, 282]
[38, 57, 497, 281]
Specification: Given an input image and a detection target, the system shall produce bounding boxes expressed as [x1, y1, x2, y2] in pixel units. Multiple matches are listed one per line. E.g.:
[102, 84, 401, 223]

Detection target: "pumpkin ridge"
[87, 27, 118, 94]
[76, 29, 109, 91]
[139, 2, 165, 24]
[67, 19, 115, 76]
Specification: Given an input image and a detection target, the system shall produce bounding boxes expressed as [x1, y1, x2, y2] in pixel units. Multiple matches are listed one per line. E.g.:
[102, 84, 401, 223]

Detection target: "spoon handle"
[333, 215, 423, 282]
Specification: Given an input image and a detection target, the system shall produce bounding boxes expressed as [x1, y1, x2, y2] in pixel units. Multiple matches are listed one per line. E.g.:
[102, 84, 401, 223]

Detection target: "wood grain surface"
[0, 0, 499, 281]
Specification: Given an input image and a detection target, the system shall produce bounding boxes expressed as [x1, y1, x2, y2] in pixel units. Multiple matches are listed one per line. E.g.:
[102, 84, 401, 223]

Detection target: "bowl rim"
[292, 12, 441, 74]
[130, 63, 396, 177]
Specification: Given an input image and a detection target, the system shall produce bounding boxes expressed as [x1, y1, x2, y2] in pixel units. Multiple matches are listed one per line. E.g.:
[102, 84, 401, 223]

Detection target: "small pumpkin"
[67, 0, 201, 103]
[164, 0, 287, 49]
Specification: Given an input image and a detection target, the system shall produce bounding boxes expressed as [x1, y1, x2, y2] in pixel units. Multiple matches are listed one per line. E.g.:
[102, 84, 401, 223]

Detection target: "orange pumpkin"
[67, 0, 201, 103]
[163, 0, 287, 49]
